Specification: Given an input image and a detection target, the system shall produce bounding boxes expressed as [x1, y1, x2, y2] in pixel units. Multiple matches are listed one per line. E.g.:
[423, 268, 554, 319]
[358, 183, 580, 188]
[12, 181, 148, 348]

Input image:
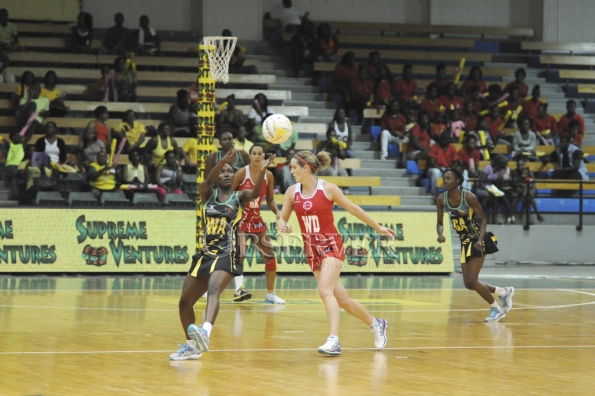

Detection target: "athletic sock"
[490, 301, 501, 309]
[494, 286, 506, 297]
[187, 339, 197, 349]
[329, 335, 339, 342]
[203, 322, 213, 337]
[234, 275, 244, 291]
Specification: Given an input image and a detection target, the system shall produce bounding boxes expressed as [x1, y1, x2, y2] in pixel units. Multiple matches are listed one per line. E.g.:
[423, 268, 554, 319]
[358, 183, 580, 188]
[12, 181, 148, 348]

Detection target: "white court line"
[558, 289, 595, 297]
[4, 287, 595, 292]
[2, 344, 595, 356]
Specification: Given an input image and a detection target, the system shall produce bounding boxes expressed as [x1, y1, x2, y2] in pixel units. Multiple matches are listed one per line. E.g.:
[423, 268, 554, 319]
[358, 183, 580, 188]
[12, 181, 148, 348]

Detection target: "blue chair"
[388, 142, 400, 157]
[407, 160, 421, 174]
[370, 126, 381, 140]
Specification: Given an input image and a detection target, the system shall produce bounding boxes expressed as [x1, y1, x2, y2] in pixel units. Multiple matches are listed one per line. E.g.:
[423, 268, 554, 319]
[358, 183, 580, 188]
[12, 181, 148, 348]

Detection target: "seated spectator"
[222, 29, 258, 75]
[278, 126, 299, 156]
[112, 56, 137, 102]
[71, 12, 93, 53]
[522, 85, 544, 121]
[78, 127, 106, 170]
[431, 110, 447, 140]
[270, 0, 307, 33]
[288, 20, 316, 77]
[459, 66, 486, 97]
[408, 112, 433, 164]
[17, 145, 54, 204]
[373, 64, 393, 105]
[366, 51, 381, 81]
[232, 123, 253, 153]
[485, 106, 505, 145]
[0, 9, 18, 52]
[512, 117, 537, 159]
[379, 100, 406, 160]
[558, 100, 585, 137]
[15, 71, 35, 106]
[461, 101, 478, 132]
[133, 15, 160, 55]
[568, 120, 583, 147]
[315, 23, 340, 62]
[505, 86, 523, 125]
[143, 122, 179, 169]
[179, 123, 198, 172]
[542, 135, 589, 185]
[332, 51, 358, 107]
[113, 110, 147, 152]
[347, 65, 373, 123]
[482, 83, 503, 110]
[217, 94, 244, 128]
[119, 149, 150, 197]
[169, 89, 193, 137]
[41, 71, 69, 117]
[3, 132, 29, 200]
[420, 83, 443, 121]
[327, 108, 354, 158]
[440, 82, 462, 112]
[17, 83, 50, 135]
[447, 108, 465, 141]
[155, 151, 184, 203]
[204, 130, 250, 176]
[466, 85, 483, 115]
[104, 13, 130, 55]
[505, 68, 529, 98]
[478, 154, 514, 224]
[427, 131, 460, 197]
[276, 149, 296, 193]
[393, 64, 418, 104]
[316, 130, 348, 182]
[473, 117, 495, 155]
[87, 106, 111, 145]
[0, 49, 14, 83]
[432, 63, 450, 96]
[248, 93, 275, 144]
[34, 122, 78, 173]
[88, 151, 117, 199]
[511, 156, 543, 224]
[532, 102, 557, 145]
[95, 66, 114, 102]
[458, 134, 480, 179]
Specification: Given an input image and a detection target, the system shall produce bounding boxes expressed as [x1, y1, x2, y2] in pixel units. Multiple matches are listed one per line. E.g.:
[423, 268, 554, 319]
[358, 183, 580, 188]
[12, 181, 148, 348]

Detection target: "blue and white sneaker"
[169, 343, 202, 361]
[484, 307, 506, 322]
[264, 292, 285, 304]
[499, 287, 515, 313]
[318, 336, 341, 356]
[187, 324, 210, 352]
[370, 318, 388, 350]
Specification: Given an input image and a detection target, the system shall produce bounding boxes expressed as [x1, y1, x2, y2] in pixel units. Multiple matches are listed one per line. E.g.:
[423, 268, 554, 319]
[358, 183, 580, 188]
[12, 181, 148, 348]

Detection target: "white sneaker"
[202, 292, 207, 299]
[485, 307, 506, 322]
[169, 343, 202, 361]
[380, 155, 387, 160]
[187, 324, 210, 352]
[318, 336, 341, 355]
[370, 318, 388, 350]
[499, 287, 515, 313]
[264, 292, 286, 304]
[487, 184, 505, 197]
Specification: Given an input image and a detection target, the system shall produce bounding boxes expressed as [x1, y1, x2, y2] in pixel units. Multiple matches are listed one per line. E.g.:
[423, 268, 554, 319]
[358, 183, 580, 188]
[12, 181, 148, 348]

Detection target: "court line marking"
[3, 287, 595, 292]
[558, 289, 595, 297]
[2, 345, 595, 356]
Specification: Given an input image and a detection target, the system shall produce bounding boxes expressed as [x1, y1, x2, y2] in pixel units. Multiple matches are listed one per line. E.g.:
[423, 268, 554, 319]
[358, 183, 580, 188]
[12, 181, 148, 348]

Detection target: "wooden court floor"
[1, 274, 595, 395]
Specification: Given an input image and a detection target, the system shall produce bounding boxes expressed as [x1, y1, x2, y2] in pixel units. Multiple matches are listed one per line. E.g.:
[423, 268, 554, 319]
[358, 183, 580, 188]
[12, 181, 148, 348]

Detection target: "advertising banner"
[0, 209, 453, 273]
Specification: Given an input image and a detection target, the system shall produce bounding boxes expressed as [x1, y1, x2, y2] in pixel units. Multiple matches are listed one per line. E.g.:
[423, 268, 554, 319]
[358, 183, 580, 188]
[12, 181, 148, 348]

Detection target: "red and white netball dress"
[294, 179, 345, 271]
[237, 165, 268, 233]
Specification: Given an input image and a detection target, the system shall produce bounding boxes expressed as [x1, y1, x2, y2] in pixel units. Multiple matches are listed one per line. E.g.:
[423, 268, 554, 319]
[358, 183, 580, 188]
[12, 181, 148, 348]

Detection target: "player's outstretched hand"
[378, 226, 396, 241]
[222, 145, 236, 163]
[261, 154, 276, 172]
[437, 235, 446, 243]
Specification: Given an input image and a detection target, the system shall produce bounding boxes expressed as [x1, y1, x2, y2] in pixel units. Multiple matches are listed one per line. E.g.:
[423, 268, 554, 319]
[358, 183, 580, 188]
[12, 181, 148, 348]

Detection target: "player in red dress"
[232, 145, 285, 304]
[277, 151, 396, 355]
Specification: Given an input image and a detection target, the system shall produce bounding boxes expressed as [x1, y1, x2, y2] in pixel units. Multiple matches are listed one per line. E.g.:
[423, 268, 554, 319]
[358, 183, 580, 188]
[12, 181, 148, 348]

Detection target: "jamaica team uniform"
[189, 190, 243, 278]
[444, 189, 499, 264]
[294, 179, 345, 271]
[237, 165, 268, 233]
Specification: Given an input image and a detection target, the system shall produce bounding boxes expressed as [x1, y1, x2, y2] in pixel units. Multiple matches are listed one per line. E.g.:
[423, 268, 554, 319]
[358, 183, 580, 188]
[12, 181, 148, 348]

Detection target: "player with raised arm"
[277, 150, 396, 355]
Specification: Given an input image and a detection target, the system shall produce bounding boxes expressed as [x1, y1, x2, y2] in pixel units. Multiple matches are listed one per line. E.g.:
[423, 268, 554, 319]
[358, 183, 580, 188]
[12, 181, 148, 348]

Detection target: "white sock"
[494, 287, 506, 297]
[490, 301, 501, 309]
[203, 322, 213, 337]
[234, 275, 244, 291]
[187, 339, 197, 348]
[329, 335, 339, 341]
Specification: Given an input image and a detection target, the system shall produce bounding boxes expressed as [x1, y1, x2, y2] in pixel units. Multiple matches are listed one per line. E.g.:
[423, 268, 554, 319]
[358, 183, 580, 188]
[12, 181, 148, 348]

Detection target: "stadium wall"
[489, 225, 595, 264]
[543, 0, 595, 42]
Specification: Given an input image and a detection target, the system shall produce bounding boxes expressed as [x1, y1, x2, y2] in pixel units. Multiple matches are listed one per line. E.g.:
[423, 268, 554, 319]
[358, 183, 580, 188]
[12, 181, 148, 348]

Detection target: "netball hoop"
[202, 36, 237, 84]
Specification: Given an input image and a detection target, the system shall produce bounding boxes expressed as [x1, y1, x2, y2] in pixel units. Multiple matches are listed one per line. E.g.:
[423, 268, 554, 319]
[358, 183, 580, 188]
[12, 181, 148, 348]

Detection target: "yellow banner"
[0, 210, 453, 273]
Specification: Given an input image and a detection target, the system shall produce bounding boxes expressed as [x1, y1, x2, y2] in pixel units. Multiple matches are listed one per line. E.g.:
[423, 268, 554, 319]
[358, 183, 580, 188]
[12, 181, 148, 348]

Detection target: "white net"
[202, 36, 237, 84]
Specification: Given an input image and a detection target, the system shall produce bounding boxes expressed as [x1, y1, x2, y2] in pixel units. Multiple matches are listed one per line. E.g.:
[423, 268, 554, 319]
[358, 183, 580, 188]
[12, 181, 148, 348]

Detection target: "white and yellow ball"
[262, 114, 293, 144]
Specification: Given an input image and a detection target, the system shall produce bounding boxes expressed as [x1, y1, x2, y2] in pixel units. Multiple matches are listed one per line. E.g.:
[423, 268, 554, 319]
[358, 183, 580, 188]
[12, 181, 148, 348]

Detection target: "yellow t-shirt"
[114, 121, 146, 146]
[31, 97, 50, 123]
[88, 162, 116, 191]
[234, 138, 253, 154]
[182, 138, 198, 163]
[40, 87, 61, 102]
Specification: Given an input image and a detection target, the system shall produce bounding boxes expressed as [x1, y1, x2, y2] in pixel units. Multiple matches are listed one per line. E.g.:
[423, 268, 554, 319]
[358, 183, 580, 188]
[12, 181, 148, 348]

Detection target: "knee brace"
[265, 258, 277, 271]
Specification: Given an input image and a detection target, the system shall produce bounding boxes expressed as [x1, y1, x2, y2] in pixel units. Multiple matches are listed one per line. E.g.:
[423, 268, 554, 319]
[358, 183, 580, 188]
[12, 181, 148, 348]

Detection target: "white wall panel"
[202, 0, 264, 39]
[543, 0, 595, 42]
[430, 0, 510, 27]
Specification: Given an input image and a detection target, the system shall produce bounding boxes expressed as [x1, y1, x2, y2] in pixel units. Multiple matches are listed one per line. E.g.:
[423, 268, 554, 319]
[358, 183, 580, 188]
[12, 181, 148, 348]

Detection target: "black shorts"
[188, 251, 242, 278]
[460, 232, 499, 264]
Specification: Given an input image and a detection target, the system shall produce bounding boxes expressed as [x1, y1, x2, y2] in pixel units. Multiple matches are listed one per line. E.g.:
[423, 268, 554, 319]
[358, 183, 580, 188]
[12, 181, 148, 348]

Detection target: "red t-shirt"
[375, 80, 392, 102]
[522, 99, 545, 120]
[431, 80, 450, 96]
[420, 97, 443, 120]
[350, 79, 373, 101]
[558, 113, 585, 136]
[458, 147, 480, 170]
[459, 80, 487, 96]
[466, 99, 483, 115]
[431, 123, 447, 139]
[506, 99, 523, 114]
[532, 115, 558, 135]
[409, 125, 431, 152]
[381, 113, 406, 134]
[393, 78, 418, 101]
[334, 64, 358, 82]
[429, 144, 459, 168]
[485, 116, 504, 140]
[505, 81, 529, 98]
[366, 63, 378, 81]
[461, 114, 478, 132]
[440, 95, 463, 111]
